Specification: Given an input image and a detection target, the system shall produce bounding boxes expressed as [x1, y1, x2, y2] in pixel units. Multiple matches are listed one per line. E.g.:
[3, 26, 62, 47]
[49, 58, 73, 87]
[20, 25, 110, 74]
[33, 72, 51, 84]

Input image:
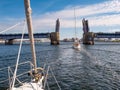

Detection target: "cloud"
[0, 0, 120, 34]
[89, 14, 120, 27]
[35, 0, 120, 19]
[107, 28, 120, 33]
[31, 0, 120, 33]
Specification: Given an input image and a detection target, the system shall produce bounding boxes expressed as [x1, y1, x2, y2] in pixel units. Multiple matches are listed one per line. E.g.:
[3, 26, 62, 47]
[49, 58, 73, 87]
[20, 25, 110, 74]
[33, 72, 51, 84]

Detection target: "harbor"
[0, 0, 120, 90]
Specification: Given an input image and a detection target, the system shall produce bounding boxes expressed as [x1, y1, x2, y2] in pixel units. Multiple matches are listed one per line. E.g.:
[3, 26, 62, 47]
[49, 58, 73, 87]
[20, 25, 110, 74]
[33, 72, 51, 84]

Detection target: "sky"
[0, 0, 120, 40]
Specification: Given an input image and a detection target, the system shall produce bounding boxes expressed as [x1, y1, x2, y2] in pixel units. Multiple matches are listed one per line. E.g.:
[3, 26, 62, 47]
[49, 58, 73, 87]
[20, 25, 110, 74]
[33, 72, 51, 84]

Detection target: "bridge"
[82, 18, 120, 45]
[0, 33, 50, 45]
[0, 19, 60, 45]
[0, 33, 50, 40]
[95, 32, 120, 38]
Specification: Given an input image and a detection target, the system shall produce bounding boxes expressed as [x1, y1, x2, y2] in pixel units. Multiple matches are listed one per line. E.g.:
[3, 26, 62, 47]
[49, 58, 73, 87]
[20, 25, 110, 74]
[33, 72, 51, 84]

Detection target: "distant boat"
[72, 8, 80, 50]
[73, 39, 80, 50]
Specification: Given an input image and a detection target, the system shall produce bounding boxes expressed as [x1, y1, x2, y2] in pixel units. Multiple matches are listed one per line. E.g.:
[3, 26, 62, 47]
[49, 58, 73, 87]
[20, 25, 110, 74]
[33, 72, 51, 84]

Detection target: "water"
[0, 42, 120, 90]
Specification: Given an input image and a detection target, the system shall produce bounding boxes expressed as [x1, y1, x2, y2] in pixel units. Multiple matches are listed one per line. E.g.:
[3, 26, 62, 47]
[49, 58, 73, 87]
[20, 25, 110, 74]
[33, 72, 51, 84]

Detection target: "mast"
[74, 8, 77, 38]
[24, 0, 37, 73]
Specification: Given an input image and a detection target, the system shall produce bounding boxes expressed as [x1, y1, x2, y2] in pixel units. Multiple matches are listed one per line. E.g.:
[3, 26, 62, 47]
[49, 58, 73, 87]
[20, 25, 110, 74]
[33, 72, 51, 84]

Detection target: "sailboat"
[73, 39, 80, 50]
[9, 0, 44, 90]
[72, 8, 81, 50]
[0, 0, 61, 90]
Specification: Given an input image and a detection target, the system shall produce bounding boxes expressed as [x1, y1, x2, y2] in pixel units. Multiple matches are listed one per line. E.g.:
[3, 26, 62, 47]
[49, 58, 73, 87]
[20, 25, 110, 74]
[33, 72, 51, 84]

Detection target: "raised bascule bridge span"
[0, 19, 60, 45]
[82, 18, 120, 45]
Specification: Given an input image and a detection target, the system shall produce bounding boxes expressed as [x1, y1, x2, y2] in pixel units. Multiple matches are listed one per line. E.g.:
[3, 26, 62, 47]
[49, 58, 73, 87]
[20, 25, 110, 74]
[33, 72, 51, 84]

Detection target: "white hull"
[73, 42, 81, 50]
[12, 76, 44, 90]
[73, 45, 80, 49]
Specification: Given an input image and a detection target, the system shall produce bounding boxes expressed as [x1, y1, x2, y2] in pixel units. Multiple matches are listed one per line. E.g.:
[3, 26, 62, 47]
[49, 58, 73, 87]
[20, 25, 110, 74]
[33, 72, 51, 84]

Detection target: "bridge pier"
[50, 19, 60, 45]
[50, 32, 60, 45]
[82, 18, 95, 45]
[83, 32, 95, 45]
[5, 39, 14, 45]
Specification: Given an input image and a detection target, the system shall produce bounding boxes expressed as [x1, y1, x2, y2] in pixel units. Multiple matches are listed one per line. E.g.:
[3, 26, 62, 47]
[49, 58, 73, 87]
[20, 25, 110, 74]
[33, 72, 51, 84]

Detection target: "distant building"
[0, 39, 5, 43]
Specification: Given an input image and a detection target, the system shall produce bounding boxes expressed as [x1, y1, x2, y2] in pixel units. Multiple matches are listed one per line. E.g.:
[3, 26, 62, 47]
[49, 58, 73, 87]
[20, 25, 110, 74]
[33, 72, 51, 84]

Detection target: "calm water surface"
[0, 42, 120, 90]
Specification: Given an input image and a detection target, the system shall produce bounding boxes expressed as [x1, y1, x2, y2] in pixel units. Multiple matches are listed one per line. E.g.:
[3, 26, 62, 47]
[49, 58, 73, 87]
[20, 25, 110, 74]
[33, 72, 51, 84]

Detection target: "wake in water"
[80, 46, 120, 89]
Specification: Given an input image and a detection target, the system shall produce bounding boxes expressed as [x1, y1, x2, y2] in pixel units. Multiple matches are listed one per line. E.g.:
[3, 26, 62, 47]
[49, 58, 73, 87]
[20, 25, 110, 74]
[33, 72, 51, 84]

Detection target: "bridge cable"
[0, 21, 25, 34]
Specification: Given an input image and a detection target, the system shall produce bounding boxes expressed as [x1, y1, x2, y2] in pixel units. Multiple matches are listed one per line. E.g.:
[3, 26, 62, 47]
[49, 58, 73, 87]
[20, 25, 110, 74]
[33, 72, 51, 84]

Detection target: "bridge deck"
[0, 33, 50, 40]
[95, 33, 120, 38]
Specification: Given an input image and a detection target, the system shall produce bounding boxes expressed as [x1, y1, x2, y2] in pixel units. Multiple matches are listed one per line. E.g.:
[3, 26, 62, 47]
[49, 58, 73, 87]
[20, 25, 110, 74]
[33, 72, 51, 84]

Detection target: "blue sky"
[0, 0, 120, 39]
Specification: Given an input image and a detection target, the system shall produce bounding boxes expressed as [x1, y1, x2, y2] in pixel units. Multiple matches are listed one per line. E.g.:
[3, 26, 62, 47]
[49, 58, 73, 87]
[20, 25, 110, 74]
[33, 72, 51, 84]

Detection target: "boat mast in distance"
[72, 8, 81, 50]
[24, 0, 37, 73]
[74, 8, 77, 38]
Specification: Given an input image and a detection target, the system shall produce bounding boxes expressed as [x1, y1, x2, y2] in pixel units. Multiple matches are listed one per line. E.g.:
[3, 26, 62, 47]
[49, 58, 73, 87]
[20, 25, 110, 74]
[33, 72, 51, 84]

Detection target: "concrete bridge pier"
[50, 19, 60, 45]
[83, 32, 95, 45]
[5, 39, 14, 45]
[82, 18, 95, 45]
[50, 32, 60, 45]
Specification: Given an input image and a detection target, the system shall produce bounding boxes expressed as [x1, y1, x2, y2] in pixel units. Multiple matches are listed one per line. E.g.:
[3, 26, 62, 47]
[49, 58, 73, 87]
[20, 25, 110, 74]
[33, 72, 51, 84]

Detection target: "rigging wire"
[11, 21, 26, 89]
[0, 21, 24, 34]
[0, 61, 32, 84]
[50, 67, 61, 90]
[44, 66, 50, 89]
